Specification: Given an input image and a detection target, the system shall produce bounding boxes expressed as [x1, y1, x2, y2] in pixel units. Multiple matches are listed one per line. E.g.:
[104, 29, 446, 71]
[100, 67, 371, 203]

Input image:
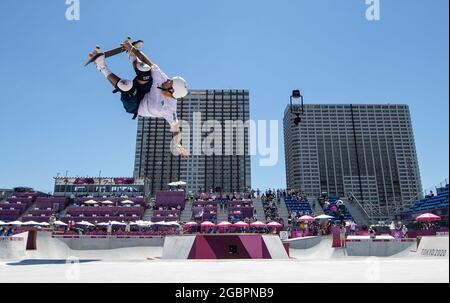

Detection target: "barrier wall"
[345, 236, 416, 257]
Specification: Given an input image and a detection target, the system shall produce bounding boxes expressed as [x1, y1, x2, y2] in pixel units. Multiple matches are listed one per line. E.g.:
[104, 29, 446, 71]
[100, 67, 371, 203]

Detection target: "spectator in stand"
[107, 222, 112, 236]
[402, 225, 408, 238]
[0, 228, 5, 237]
[287, 213, 292, 227]
[350, 221, 357, 235]
[125, 221, 131, 233]
[339, 223, 346, 248]
[369, 226, 377, 240]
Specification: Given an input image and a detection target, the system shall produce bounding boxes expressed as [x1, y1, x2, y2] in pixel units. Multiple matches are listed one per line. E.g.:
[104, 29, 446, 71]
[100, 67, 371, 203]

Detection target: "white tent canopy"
[165, 221, 180, 226]
[76, 221, 95, 227]
[134, 220, 152, 227]
[100, 200, 114, 205]
[54, 220, 68, 226]
[7, 221, 23, 226]
[0, 220, 6, 225]
[96, 222, 110, 226]
[110, 221, 127, 226]
[84, 200, 98, 205]
[120, 200, 135, 204]
[168, 181, 187, 187]
[39, 222, 50, 227]
[22, 221, 41, 226]
[314, 214, 335, 220]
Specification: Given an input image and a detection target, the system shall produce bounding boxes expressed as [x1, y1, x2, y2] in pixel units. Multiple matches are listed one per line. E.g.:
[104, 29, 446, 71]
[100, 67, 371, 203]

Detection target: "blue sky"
[0, 0, 448, 193]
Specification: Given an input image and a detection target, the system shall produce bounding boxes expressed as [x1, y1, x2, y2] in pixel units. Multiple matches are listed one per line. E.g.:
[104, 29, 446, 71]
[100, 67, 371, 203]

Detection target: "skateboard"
[84, 37, 143, 67]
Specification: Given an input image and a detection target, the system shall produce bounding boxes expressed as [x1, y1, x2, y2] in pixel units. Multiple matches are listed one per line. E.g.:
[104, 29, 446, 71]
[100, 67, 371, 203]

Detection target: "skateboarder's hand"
[177, 146, 189, 160]
[121, 40, 133, 52]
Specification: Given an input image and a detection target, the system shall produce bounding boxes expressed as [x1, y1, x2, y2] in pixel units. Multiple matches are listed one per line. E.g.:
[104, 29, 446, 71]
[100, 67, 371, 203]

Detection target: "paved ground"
[0, 257, 448, 283]
[0, 233, 448, 283]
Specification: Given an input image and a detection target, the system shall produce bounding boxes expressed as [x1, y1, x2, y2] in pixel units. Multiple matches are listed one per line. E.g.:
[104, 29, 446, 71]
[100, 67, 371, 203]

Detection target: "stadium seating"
[24, 197, 69, 223]
[322, 196, 353, 221]
[155, 191, 185, 210]
[285, 197, 313, 216]
[402, 184, 449, 220]
[0, 191, 38, 221]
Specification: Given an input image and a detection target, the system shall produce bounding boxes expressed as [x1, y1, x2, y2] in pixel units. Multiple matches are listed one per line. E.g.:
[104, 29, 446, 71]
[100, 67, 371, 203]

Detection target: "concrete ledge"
[283, 236, 321, 249]
[54, 235, 165, 250]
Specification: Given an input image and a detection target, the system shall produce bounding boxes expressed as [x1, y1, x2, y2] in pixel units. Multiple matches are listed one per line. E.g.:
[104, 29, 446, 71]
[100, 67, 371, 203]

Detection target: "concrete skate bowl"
[23, 232, 164, 261]
[288, 237, 349, 260]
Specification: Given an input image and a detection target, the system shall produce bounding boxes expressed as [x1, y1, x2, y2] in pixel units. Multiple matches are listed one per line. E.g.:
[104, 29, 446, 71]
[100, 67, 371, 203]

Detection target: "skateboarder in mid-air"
[89, 39, 189, 158]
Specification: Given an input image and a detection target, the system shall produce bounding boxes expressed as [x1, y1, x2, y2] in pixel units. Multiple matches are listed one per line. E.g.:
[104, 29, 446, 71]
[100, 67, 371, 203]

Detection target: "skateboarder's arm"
[122, 41, 154, 67]
[170, 123, 188, 159]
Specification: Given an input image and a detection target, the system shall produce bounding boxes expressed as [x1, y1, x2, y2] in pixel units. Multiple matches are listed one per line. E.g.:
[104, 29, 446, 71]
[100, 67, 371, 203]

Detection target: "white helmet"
[117, 79, 133, 92]
[171, 76, 188, 99]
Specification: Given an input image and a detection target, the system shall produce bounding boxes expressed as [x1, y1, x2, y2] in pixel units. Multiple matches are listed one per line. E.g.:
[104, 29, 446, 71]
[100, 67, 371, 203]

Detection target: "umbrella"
[250, 221, 266, 227]
[184, 222, 199, 227]
[7, 221, 23, 226]
[267, 221, 283, 227]
[100, 200, 114, 205]
[110, 221, 126, 226]
[298, 215, 315, 222]
[0, 220, 5, 225]
[54, 220, 68, 226]
[22, 221, 41, 226]
[217, 221, 232, 227]
[233, 221, 249, 228]
[84, 200, 98, 205]
[314, 214, 335, 220]
[416, 213, 441, 221]
[39, 222, 50, 227]
[76, 221, 95, 227]
[153, 221, 170, 226]
[135, 220, 152, 227]
[96, 222, 110, 226]
[166, 221, 180, 227]
[200, 221, 215, 227]
[120, 200, 135, 205]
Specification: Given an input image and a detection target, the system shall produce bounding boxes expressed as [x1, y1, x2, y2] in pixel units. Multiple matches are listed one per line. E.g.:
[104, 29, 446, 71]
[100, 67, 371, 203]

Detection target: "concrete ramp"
[416, 236, 449, 258]
[289, 237, 347, 260]
[162, 236, 196, 259]
[262, 235, 289, 259]
[283, 236, 321, 249]
[0, 232, 28, 260]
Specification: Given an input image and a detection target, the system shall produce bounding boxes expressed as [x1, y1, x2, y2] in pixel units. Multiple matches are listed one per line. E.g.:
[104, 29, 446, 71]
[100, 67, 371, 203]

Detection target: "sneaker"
[92, 52, 106, 69]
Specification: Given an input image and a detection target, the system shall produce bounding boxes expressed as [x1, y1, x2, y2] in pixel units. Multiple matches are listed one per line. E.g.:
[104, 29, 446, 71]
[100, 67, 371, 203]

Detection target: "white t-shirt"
[138, 65, 178, 125]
